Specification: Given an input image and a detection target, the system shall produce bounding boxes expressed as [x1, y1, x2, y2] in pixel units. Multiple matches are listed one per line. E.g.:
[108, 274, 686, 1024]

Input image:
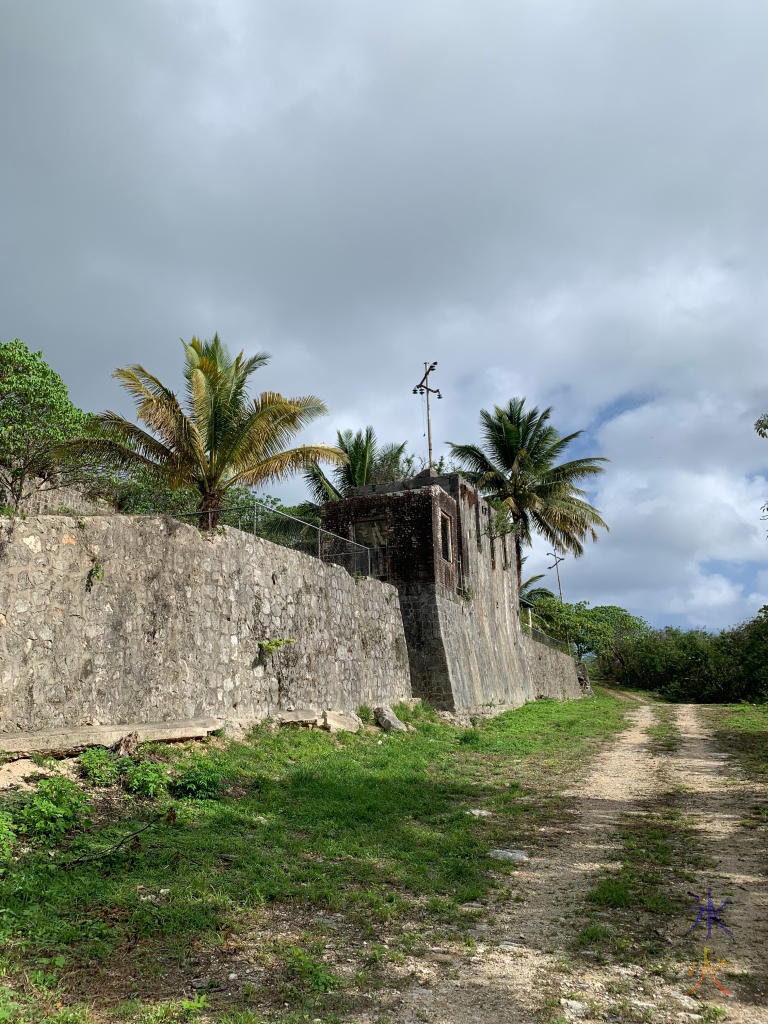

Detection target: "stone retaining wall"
[0, 515, 411, 733]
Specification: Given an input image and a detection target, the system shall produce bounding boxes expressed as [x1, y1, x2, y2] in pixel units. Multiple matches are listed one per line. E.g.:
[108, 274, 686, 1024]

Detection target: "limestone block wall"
[420, 487, 535, 711]
[521, 635, 583, 700]
[0, 515, 411, 734]
[14, 481, 114, 517]
[322, 475, 585, 711]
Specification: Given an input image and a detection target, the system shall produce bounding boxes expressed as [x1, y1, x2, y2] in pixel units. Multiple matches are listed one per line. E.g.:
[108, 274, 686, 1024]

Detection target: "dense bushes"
[603, 606, 768, 703]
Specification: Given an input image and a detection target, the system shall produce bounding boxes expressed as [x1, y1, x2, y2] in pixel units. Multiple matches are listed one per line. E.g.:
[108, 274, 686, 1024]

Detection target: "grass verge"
[701, 703, 768, 776]
[0, 691, 628, 1023]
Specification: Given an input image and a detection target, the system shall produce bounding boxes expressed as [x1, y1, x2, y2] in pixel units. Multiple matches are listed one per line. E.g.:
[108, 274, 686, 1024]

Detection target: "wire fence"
[521, 622, 572, 655]
[140, 498, 372, 578]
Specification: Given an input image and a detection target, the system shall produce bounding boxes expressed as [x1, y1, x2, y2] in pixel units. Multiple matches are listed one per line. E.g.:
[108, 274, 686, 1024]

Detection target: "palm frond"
[232, 444, 346, 488]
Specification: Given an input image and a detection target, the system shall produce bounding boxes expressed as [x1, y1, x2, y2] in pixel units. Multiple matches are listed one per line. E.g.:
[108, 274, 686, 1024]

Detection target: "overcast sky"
[2, 1, 767, 630]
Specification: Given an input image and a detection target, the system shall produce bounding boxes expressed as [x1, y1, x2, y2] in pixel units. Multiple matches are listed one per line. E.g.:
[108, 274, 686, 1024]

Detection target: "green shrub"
[79, 747, 121, 787]
[0, 810, 16, 859]
[170, 756, 224, 799]
[606, 608, 768, 703]
[18, 778, 92, 840]
[122, 760, 169, 799]
[357, 704, 373, 725]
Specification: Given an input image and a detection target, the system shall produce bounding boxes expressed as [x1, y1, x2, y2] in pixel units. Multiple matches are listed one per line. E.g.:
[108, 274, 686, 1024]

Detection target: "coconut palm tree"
[64, 335, 345, 527]
[304, 426, 410, 503]
[448, 398, 608, 588]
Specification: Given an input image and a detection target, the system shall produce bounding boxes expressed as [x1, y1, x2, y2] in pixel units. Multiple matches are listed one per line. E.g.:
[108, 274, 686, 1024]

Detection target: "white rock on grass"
[321, 711, 362, 733]
[466, 808, 493, 817]
[489, 848, 529, 863]
[559, 998, 589, 1019]
[276, 709, 322, 728]
[373, 706, 408, 733]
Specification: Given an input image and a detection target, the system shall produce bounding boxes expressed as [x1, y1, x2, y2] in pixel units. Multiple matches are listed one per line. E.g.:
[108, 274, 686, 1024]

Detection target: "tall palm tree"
[65, 335, 345, 527]
[448, 398, 608, 588]
[304, 426, 410, 503]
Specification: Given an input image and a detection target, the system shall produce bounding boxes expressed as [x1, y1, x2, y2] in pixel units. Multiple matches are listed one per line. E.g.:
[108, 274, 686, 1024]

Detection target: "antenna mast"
[412, 361, 442, 469]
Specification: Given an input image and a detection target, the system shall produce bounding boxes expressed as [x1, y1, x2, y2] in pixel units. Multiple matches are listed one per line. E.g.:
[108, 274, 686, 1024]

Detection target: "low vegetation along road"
[0, 691, 766, 1024]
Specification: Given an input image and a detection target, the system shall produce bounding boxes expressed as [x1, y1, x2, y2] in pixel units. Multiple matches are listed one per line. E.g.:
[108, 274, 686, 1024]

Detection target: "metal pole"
[547, 552, 565, 602]
[424, 362, 433, 468]
[412, 361, 441, 471]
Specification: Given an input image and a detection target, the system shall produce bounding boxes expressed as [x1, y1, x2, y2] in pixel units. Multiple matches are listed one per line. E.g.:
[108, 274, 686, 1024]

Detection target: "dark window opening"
[440, 512, 452, 562]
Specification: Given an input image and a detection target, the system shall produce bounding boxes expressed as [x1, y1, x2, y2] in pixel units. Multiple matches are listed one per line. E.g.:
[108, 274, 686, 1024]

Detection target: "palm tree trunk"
[198, 492, 221, 530]
[515, 534, 523, 594]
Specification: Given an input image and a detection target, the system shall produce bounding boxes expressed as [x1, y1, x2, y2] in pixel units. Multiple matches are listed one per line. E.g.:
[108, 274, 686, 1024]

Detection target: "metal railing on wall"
[521, 621, 572, 655]
[68, 497, 372, 581]
[133, 498, 373, 578]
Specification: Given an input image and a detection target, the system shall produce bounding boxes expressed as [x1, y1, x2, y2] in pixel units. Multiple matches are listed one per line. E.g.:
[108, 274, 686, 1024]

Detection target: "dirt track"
[389, 699, 768, 1024]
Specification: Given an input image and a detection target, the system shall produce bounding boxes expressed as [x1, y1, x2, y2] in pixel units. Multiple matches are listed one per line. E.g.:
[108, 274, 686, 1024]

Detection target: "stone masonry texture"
[323, 473, 583, 712]
[0, 515, 411, 733]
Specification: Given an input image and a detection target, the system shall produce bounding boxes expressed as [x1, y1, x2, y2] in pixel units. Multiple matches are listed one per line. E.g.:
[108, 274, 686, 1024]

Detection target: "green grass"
[578, 795, 705, 963]
[644, 704, 680, 754]
[0, 691, 628, 1022]
[703, 703, 768, 776]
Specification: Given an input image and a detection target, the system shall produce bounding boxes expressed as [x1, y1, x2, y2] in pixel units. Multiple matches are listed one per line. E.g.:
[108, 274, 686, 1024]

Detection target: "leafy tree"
[609, 627, 718, 700]
[605, 608, 768, 703]
[448, 398, 608, 588]
[0, 339, 87, 510]
[305, 426, 413, 503]
[61, 335, 344, 527]
[534, 598, 648, 662]
[714, 606, 768, 702]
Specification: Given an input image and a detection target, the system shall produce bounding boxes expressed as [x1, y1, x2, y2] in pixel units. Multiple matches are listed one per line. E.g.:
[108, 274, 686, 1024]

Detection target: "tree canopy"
[304, 426, 413, 503]
[62, 335, 344, 527]
[448, 398, 608, 587]
[533, 597, 649, 661]
[0, 339, 87, 510]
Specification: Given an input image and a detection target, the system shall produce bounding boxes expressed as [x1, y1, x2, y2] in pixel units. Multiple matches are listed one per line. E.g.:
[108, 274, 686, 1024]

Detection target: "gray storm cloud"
[1, 0, 767, 627]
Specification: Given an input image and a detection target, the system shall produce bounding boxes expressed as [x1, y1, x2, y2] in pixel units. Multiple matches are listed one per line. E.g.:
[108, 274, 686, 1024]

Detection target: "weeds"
[122, 760, 170, 798]
[79, 747, 121, 787]
[0, 690, 628, 1020]
[16, 778, 92, 841]
[170, 755, 224, 799]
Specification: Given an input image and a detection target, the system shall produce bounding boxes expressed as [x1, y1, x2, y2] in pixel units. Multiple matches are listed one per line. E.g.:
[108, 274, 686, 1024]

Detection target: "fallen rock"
[672, 995, 700, 1010]
[560, 998, 589, 1019]
[276, 709, 322, 728]
[489, 848, 529, 863]
[373, 706, 408, 733]
[321, 711, 362, 734]
[466, 808, 493, 817]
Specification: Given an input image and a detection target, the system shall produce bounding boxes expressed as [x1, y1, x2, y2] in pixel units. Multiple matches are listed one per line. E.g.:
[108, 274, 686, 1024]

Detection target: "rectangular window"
[440, 512, 453, 562]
